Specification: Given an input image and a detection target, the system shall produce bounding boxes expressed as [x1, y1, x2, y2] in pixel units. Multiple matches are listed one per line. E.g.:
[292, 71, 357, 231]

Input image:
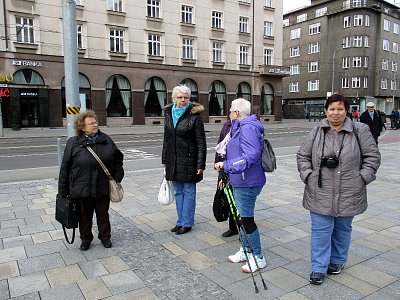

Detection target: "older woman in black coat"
[58, 110, 124, 251]
[162, 85, 207, 235]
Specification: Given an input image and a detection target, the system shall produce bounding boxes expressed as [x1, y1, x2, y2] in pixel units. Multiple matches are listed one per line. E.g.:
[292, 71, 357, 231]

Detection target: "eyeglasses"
[367, 106, 374, 108]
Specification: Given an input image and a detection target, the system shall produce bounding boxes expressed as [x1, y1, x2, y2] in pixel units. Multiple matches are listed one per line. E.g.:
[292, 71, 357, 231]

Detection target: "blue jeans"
[310, 212, 354, 273]
[172, 181, 196, 228]
[233, 186, 263, 256]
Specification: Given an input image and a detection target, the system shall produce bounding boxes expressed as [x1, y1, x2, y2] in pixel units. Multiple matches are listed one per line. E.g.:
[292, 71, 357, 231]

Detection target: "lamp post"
[331, 45, 343, 94]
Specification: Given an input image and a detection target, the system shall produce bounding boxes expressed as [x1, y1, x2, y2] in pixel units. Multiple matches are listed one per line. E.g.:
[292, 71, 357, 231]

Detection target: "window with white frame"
[265, 0, 272, 7]
[148, 34, 161, 56]
[108, 0, 123, 12]
[309, 23, 321, 35]
[316, 7, 327, 17]
[392, 61, 397, 72]
[289, 82, 299, 92]
[283, 19, 289, 27]
[75, 0, 82, 5]
[364, 35, 369, 47]
[365, 14, 370, 26]
[212, 41, 223, 62]
[239, 16, 249, 33]
[391, 79, 397, 90]
[383, 39, 390, 51]
[394, 22, 399, 34]
[181, 5, 193, 24]
[343, 16, 351, 28]
[308, 42, 320, 54]
[239, 45, 249, 65]
[353, 56, 362, 67]
[382, 59, 389, 70]
[297, 13, 307, 23]
[16, 17, 34, 43]
[77, 24, 83, 49]
[353, 0, 365, 8]
[212, 11, 223, 29]
[264, 48, 273, 65]
[290, 64, 300, 75]
[343, 0, 350, 9]
[290, 28, 301, 39]
[308, 61, 319, 72]
[353, 35, 362, 47]
[363, 77, 368, 88]
[182, 38, 194, 59]
[343, 57, 350, 68]
[147, 0, 160, 18]
[352, 77, 361, 88]
[393, 42, 398, 53]
[343, 36, 351, 48]
[342, 77, 349, 88]
[354, 15, 363, 26]
[110, 29, 124, 52]
[384, 19, 390, 31]
[264, 21, 273, 37]
[381, 78, 388, 89]
[308, 80, 319, 91]
[290, 46, 300, 57]
[364, 57, 369, 68]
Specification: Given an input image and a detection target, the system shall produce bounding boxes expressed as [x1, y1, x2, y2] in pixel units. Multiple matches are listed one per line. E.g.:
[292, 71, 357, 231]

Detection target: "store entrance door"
[20, 90, 40, 127]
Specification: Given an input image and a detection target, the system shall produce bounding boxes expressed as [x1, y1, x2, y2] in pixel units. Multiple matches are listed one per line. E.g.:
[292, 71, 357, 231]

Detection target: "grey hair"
[172, 84, 191, 100]
[230, 98, 251, 118]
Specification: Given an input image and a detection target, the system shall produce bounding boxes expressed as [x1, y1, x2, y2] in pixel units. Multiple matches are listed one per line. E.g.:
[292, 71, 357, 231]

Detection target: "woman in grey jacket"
[297, 94, 380, 285]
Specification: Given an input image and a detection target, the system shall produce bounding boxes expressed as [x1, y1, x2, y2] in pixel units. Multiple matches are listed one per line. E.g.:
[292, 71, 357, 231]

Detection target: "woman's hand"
[214, 162, 224, 172]
[197, 169, 204, 175]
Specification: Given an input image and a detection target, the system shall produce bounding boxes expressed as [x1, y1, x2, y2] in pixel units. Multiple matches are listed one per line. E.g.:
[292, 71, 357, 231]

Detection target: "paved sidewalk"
[0, 127, 399, 299]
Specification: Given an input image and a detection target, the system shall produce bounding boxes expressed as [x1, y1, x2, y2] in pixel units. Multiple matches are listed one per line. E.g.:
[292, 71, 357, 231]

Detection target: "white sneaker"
[228, 247, 246, 263]
[241, 255, 266, 273]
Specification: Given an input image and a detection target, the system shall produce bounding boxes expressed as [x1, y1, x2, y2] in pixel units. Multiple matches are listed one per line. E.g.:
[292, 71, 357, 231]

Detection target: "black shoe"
[309, 272, 325, 285]
[171, 225, 182, 232]
[327, 263, 344, 275]
[222, 229, 238, 237]
[175, 227, 191, 235]
[80, 242, 91, 251]
[101, 239, 112, 248]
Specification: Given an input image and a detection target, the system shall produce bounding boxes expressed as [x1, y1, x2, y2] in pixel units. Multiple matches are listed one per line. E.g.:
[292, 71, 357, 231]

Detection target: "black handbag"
[55, 194, 79, 244]
[213, 185, 230, 222]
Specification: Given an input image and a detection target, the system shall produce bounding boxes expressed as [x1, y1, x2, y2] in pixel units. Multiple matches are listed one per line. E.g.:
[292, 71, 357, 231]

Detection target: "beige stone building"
[0, 0, 286, 127]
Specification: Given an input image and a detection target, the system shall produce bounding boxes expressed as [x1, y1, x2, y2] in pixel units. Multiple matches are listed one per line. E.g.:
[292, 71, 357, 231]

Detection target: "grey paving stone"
[362, 292, 399, 300]
[25, 240, 67, 258]
[101, 270, 145, 294]
[3, 234, 33, 249]
[60, 249, 87, 265]
[19, 253, 66, 275]
[19, 223, 55, 235]
[0, 212, 15, 222]
[0, 280, 9, 300]
[15, 209, 46, 219]
[24, 216, 45, 225]
[297, 278, 364, 300]
[81, 244, 115, 260]
[377, 280, 400, 299]
[0, 218, 26, 229]
[39, 283, 85, 300]
[79, 259, 109, 278]
[10, 292, 40, 300]
[8, 272, 50, 298]
[0, 227, 20, 239]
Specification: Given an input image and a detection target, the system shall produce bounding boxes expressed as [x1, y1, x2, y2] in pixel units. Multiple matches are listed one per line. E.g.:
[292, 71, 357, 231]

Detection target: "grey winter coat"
[297, 117, 381, 217]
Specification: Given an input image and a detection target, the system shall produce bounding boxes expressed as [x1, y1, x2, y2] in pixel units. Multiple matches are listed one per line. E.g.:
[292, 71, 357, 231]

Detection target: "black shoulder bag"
[55, 194, 80, 244]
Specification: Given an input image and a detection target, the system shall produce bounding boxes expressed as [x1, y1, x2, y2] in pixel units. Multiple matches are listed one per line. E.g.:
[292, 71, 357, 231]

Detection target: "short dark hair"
[324, 94, 349, 111]
[74, 110, 97, 134]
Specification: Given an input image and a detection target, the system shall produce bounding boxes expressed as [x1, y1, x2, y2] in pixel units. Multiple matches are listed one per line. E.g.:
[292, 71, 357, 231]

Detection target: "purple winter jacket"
[224, 115, 266, 188]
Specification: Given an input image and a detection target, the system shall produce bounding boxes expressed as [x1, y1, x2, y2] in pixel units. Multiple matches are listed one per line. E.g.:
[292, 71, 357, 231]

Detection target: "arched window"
[261, 83, 274, 115]
[105, 75, 131, 117]
[180, 78, 198, 102]
[144, 77, 167, 117]
[237, 82, 251, 101]
[208, 80, 226, 116]
[13, 69, 44, 85]
[61, 73, 91, 117]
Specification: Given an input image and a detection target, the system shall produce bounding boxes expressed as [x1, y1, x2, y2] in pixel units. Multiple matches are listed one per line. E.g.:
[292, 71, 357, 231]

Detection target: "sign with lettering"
[0, 88, 10, 97]
[20, 91, 38, 97]
[12, 60, 43, 67]
[0, 73, 13, 83]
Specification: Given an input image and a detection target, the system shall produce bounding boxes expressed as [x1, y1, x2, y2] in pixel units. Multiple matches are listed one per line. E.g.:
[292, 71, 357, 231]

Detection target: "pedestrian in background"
[214, 98, 267, 273]
[162, 85, 207, 235]
[360, 102, 382, 144]
[390, 107, 399, 129]
[58, 110, 124, 251]
[353, 110, 359, 122]
[297, 94, 381, 285]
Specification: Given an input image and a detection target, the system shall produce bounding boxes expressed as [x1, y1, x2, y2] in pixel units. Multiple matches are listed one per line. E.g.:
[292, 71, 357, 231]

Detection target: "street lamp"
[331, 45, 344, 94]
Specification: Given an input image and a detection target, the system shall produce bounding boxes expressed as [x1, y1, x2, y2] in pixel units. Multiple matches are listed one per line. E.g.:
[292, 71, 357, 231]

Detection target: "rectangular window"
[264, 48, 273, 65]
[343, 57, 350, 68]
[148, 34, 161, 56]
[353, 35, 362, 47]
[391, 79, 397, 90]
[354, 15, 363, 26]
[363, 77, 368, 88]
[290, 46, 300, 57]
[353, 0, 365, 8]
[110, 29, 124, 52]
[308, 42, 320, 54]
[342, 77, 349, 88]
[384, 19, 390, 31]
[75, 0, 82, 5]
[108, 0, 123, 12]
[239, 45, 249, 65]
[343, 36, 351, 48]
[364, 36, 369, 47]
[147, 0, 160, 18]
[382, 59, 389, 70]
[352, 77, 361, 88]
[343, 16, 351, 28]
[393, 42, 398, 53]
[181, 5, 193, 24]
[239, 16, 249, 33]
[16, 17, 34, 43]
[289, 82, 299, 92]
[394, 22, 399, 34]
[364, 57, 369, 68]
[365, 15, 370, 26]
[77, 24, 83, 49]
[297, 13, 307, 23]
[264, 21, 273, 37]
[383, 39, 390, 51]
[316, 7, 327, 17]
[283, 19, 289, 27]
[212, 42, 223, 62]
[265, 0, 272, 7]
[353, 56, 362, 67]
[290, 64, 300, 75]
[309, 23, 321, 35]
[308, 61, 319, 72]
[290, 28, 301, 39]
[392, 61, 398, 72]
[182, 38, 194, 59]
[381, 78, 388, 89]
[308, 80, 319, 91]
[212, 11, 223, 29]
[343, 0, 350, 9]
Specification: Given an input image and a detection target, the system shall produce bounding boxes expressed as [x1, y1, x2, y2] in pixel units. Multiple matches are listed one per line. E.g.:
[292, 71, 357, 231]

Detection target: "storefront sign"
[0, 88, 10, 97]
[12, 60, 43, 67]
[266, 67, 291, 75]
[0, 73, 13, 83]
[20, 91, 38, 97]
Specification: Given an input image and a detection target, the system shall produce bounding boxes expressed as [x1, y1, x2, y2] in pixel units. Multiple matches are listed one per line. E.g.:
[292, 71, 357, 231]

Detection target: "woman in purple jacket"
[214, 98, 266, 273]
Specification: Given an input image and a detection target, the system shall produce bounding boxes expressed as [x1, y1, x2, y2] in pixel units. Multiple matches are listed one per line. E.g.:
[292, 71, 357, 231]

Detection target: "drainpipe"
[3, 0, 9, 50]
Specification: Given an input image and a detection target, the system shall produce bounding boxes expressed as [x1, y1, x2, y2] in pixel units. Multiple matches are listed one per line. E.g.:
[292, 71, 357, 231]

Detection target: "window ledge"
[76, 4, 84, 10]
[106, 10, 126, 17]
[78, 48, 86, 54]
[109, 51, 127, 58]
[182, 58, 196, 65]
[13, 42, 38, 50]
[212, 61, 225, 69]
[239, 31, 251, 36]
[264, 35, 275, 40]
[148, 55, 164, 62]
[211, 27, 225, 32]
[238, 1, 251, 6]
[180, 22, 195, 27]
[146, 17, 163, 22]
[239, 64, 251, 70]
[264, 6, 275, 11]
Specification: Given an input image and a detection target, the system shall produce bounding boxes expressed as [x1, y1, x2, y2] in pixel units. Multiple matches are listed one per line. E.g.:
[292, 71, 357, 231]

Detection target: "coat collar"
[321, 117, 354, 133]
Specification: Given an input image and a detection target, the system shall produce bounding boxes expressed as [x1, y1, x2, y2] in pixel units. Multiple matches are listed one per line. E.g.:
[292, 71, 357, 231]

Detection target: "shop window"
[144, 76, 166, 117]
[180, 78, 198, 102]
[13, 69, 44, 85]
[105, 75, 131, 117]
[209, 80, 226, 116]
[61, 73, 91, 117]
[237, 82, 251, 101]
[261, 83, 274, 115]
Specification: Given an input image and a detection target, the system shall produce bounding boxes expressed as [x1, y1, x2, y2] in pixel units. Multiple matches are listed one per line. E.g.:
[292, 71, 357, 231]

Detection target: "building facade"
[0, 0, 286, 128]
[282, 0, 400, 119]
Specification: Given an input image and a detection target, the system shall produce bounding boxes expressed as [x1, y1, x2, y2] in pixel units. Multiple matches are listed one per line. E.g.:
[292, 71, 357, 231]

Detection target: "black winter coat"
[58, 130, 124, 199]
[360, 110, 382, 141]
[162, 102, 207, 183]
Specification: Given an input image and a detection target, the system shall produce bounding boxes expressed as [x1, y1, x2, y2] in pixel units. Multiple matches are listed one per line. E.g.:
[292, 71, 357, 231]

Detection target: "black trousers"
[79, 196, 111, 243]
